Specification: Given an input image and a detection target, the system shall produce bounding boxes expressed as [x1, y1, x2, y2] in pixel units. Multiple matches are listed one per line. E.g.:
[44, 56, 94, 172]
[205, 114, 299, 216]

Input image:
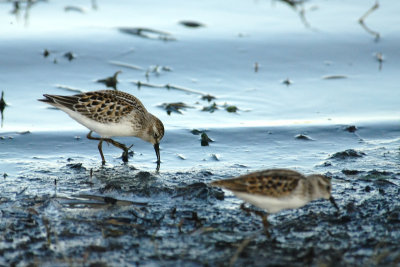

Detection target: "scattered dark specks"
[104, 196, 118, 205]
[345, 202, 356, 213]
[64, 6, 86, 13]
[213, 189, 224, 200]
[177, 154, 186, 160]
[254, 62, 259, 72]
[282, 78, 293, 86]
[329, 149, 366, 160]
[99, 183, 121, 194]
[0, 91, 7, 111]
[364, 185, 371, 192]
[66, 163, 86, 170]
[160, 102, 192, 115]
[294, 134, 313, 141]
[387, 209, 400, 223]
[3, 173, 7, 179]
[342, 169, 362, 175]
[64, 52, 76, 61]
[202, 102, 218, 113]
[201, 94, 216, 102]
[322, 75, 348, 80]
[199, 170, 213, 176]
[320, 161, 332, 167]
[365, 170, 394, 179]
[375, 52, 384, 70]
[379, 188, 385, 195]
[43, 49, 50, 57]
[201, 132, 213, 146]
[0, 91, 7, 125]
[119, 27, 175, 41]
[225, 105, 238, 113]
[211, 154, 221, 161]
[179, 21, 205, 28]
[86, 245, 108, 253]
[190, 129, 204, 135]
[344, 125, 357, 132]
[135, 171, 152, 180]
[338, 215, 352, 223]
[99, 183, 122, 193]
[97, 71, 121, 90]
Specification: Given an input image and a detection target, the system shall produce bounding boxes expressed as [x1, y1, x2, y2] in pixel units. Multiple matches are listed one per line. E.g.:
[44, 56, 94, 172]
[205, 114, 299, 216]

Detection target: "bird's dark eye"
[326, 185, 331, 191]
[154, 133, 159, 139]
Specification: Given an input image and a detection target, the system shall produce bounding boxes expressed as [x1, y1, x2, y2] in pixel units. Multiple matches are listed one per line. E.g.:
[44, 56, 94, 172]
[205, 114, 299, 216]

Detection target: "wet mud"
[1, 124, 400, 266]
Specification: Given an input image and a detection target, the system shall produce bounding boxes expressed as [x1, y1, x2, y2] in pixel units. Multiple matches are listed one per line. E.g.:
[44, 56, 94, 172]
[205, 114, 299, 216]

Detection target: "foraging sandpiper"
[211, 169, 338, 236]
[39, 90, 164, 167]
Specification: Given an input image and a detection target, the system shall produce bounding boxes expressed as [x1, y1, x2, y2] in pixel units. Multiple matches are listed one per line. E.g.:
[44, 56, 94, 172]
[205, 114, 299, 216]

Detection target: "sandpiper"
[211, 169, 338, 236]
[39, 90, 164, 167]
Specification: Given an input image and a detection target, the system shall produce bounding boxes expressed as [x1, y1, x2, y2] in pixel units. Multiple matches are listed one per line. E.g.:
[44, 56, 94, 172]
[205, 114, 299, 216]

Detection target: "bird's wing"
[39, 90, 147, 123]
[211, 169, 302, 197]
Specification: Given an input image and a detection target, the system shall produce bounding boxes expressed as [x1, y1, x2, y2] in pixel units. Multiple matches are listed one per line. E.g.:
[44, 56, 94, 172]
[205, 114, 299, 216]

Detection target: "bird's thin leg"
[103, 138, 132, 163]
[258, 212, 271, 238]
[240, 203, 270, 238]
[98, 139, 106, 165]
[86, 131, 106, 165]
[86, 131, 132, 163]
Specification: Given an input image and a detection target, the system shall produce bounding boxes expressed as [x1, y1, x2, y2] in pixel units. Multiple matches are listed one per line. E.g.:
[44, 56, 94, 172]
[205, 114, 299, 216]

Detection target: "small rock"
[201, 94, 216, 102]
[329, 149, 365, 160]
[190, 129, 203, 135]
[295, 134, 313, 141]
[66, 163, 85, 170]
[342, 169, 362, 175]
[64, 52, 76, 61]
[201, 133, 213, 146]
[43, 49, 50, 57]
[202, 102, 218, 113]
[179, 21, 205, 28]
[344, 125, 357, 132]
[97, 71, 121, 90]
[225, 105, 238, 113]
[282, 78, 293, 86]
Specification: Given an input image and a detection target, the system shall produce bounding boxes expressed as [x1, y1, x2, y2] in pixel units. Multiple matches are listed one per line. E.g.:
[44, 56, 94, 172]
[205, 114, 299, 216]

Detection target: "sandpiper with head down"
[39, 90, 164, 167]
[211, 169, 339, 236]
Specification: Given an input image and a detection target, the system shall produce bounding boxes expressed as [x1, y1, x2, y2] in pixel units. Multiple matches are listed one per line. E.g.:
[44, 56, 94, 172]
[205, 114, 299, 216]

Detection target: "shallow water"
[1, 0, 400, 266]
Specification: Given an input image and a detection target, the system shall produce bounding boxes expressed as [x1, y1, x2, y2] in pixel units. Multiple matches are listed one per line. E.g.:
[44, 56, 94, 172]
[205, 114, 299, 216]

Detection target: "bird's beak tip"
[154, 143, 161, 163]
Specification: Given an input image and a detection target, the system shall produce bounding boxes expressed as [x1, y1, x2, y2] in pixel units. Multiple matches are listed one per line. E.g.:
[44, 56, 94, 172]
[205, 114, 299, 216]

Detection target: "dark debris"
[329, 149, 366, 160]
[201, 132, 213, 146]
[96, 71, 121, 90]
[63, 51, 76, 61]
[160, 102, 192, 115]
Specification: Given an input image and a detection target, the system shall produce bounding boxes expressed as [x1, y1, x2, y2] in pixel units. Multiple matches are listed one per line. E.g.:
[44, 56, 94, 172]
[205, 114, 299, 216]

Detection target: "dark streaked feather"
[211, 169, 302, 197]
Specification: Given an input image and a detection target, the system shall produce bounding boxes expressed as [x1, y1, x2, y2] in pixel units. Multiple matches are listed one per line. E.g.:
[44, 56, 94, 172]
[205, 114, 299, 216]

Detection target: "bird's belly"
[234, 192, 308, 213]
[63, 108, 134, 138]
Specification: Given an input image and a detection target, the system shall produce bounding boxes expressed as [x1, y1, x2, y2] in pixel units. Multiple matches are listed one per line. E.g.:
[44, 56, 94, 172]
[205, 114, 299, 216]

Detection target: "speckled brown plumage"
[211, 169, 303, 197]
[41, 90, 146, 124]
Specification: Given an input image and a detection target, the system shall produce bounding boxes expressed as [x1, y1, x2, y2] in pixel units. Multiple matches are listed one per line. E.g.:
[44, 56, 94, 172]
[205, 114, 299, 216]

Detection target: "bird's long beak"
[329, 196, 339, 211]
[154, 143, 160, 164]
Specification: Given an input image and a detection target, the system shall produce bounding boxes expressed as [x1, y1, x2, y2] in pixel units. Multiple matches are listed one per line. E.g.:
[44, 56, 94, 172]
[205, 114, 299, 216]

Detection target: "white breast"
[234, 192, 308, 213]
[60, 107, 135, 138]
